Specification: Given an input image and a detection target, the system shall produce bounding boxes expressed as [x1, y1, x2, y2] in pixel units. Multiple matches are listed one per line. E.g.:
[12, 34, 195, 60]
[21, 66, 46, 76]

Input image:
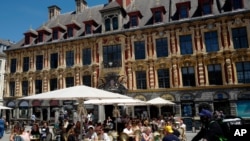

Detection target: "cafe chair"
[119, 132, 129, 141]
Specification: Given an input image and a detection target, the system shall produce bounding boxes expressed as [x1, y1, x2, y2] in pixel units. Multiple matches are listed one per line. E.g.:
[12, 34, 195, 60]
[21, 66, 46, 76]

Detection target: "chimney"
[75, 0, 88, 13]
[48, 5, 61, 20]
[115, 0, 132, 9]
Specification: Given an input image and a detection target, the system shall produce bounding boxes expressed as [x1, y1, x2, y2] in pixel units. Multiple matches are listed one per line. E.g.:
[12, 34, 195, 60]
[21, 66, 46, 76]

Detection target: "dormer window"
[104, 15, 119, 32]
[128, 11, 142, 27]
[23, 29, 38, 45]
[199, 0, 212, 15]
[83, 20, 98, 35]
[176, 1, 190, 19]
[51, 23, 66, 41]
[38, 32, 44, 43]
[25, 35, 30, 45]
[52, 29, 59, 40]
[66, 22, 81, 38]
[151, 6, 166, 24]
[233, 0, 243, 10]
[85, 24, 92, 34]
[67, 26, 74, 38]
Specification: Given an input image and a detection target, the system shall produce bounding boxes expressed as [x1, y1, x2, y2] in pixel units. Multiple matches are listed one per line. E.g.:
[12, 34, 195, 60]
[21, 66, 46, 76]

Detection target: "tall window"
[105, 19, 111, 31]
[103, 45, 121, 68]
[105, 15, 119, 31]
[180, 35, 193, 55]
[236, 62, 250, 83]
[22, 81, 29, 96]
[25, 35, 30, 45]
[156, 38, 168, 57]
[134, 41, 145, 60]
[82, 48, 91, 65]
[36, 55, 43, 70]
[154, 10, 162, 23]
[136, 71, 147, 89]
[233, 0, 243, 10]
[66, 77, 74, 87]
[10, 58, 17, 73]
[182, 67, 195, 86]
[50, 53, 58, 69]
[82, 75, 91, 87]
[112, 17, 118, 30]
[23, 57, 29, 72]
[35, 80, 42, 94]
[157, 69, 170, 88]
[66, 50, 74, 67]
[52, 29, 59, 40]
[130, 15, 138, 27]
[208, 64, 223, 85]
[232, 27, 248, 49]
[50, 78, 58, 91]
[205, 31, 219, 52]
[9, 81, 15, 96]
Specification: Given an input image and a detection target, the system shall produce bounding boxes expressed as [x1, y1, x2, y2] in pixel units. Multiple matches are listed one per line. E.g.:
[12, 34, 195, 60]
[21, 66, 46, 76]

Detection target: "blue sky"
[0, 0, 107, 43]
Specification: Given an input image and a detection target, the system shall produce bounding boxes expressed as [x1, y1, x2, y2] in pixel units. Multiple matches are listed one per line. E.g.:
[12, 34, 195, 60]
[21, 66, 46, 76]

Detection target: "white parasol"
[146, 97, 175, 116]
[0, 105, 12, 110]
[18, 85, 132, 140]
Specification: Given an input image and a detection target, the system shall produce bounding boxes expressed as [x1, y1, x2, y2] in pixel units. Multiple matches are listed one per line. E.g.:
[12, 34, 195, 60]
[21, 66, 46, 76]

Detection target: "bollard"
[192, 127, 196, 133]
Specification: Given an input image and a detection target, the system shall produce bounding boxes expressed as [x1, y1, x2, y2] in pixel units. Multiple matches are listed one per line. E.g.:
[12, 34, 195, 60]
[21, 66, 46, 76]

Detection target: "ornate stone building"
[3, 0, 250, 129]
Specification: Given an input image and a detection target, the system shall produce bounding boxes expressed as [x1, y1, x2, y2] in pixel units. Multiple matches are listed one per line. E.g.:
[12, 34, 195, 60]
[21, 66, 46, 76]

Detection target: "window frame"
[66, 50, 74, 67]
[181, 66, 195, 86]
[207, 64, 223, 85]
[10, 58, 17, 73]
[35, 79, 43, 94]
[66, 77, 74, 88]
[204, 31, 219, 52]
[50, 53, 58, 69]
[22, 80, 29, 96]
[236, 62, 250, 83]
[134, 41, 146, 60]
[156, 38, 168, 57]
[82, 48, 91, 65]
[36, 55, 43, 71]
[23, 57, 30, 72]
[136, 71, 147, 89]
[157, 69, 170, 88]
[9, 81, 15, 96]
[179, 34, 193, 55]
[103, 45, 121, 68]
[232, 27, 248, 49]
[82, 75, 91, 87]
[50, 78, 58, 91]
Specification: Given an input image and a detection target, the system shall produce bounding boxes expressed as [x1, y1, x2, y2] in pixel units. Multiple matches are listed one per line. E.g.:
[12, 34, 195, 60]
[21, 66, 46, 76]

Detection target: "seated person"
[141, 127, 153, 141]
[30, 123, 40, 137]
[85, 125, 98, 141]
[123, 123, 134, 141]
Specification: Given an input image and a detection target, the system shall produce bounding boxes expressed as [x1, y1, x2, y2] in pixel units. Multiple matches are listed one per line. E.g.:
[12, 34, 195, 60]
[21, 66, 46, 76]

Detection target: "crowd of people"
[1, 108, 232, 141]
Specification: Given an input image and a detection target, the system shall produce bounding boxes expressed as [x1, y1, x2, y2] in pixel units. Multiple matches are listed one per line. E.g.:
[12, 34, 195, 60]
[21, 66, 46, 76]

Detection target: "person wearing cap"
[85, 125, 98, 141]
[162, 125, 180, 141]
[191, 109, 224, 141]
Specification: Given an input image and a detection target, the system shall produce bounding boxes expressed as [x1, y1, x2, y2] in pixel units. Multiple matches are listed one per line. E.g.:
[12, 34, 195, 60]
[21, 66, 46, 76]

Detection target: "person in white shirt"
[97, 128, 111, 141]
[123, 123, 134, 135]
[85, 125, 98, 141]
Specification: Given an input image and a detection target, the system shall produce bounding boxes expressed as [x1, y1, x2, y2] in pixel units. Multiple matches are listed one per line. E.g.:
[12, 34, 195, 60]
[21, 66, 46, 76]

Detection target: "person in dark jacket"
[162, 125, 180, 141]
[192, 109, 224, 141]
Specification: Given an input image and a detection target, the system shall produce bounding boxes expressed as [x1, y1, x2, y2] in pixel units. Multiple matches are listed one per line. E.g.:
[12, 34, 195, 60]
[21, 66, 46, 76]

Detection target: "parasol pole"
[78, 98, 87, 140]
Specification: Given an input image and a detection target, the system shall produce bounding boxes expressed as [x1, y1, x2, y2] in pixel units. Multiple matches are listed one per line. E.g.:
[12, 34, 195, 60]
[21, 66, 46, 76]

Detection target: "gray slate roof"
[8, 0, 250, 50]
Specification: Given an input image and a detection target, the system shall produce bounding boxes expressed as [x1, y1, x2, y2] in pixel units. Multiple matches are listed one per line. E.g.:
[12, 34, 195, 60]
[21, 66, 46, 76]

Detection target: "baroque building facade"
[3, 0, 250, 129]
